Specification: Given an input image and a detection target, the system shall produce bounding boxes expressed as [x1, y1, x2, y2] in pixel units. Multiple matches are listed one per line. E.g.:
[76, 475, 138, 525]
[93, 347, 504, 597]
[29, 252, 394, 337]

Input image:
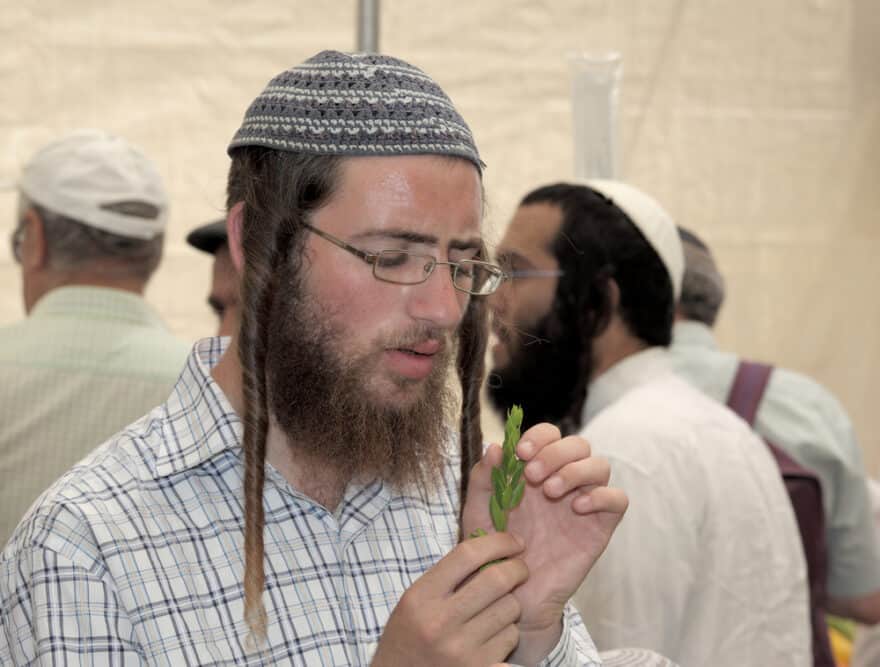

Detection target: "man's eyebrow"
[496, 249, 535, 268]
[350, 229, 438, 245]
[350, 228, 483, 251]
[449, 238, 482, 252]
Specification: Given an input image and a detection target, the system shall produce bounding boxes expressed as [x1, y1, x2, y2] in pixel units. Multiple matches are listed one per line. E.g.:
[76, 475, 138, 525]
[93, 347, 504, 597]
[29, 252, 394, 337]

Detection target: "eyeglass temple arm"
[301, 222, 377, 264]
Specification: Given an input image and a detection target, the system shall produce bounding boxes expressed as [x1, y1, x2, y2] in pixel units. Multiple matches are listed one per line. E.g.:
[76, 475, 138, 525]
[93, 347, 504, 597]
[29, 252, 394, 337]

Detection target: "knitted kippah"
[228, 50, 483, 170]
[678, 225, 726, 307]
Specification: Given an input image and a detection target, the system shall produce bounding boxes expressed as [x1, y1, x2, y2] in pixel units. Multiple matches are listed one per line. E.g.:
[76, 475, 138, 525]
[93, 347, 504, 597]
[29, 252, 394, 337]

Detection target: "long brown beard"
[265, 271, 456, 495]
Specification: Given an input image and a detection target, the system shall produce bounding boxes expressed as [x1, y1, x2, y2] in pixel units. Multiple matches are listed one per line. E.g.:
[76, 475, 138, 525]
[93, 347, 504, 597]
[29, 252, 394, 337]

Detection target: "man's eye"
[456, 262, 475, 278]
[376, 251, 410, 268]
[496, 256, 515, 272]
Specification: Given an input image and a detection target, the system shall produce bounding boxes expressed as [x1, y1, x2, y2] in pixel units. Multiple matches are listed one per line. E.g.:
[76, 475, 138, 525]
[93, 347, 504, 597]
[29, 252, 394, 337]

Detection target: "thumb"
[468, 443, 502, 493]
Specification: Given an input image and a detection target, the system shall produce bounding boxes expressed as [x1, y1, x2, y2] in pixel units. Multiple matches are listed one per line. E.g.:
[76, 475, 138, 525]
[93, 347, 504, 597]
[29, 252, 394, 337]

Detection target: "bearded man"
[1, 52, 633, 666]
[488, 181, 810, 666]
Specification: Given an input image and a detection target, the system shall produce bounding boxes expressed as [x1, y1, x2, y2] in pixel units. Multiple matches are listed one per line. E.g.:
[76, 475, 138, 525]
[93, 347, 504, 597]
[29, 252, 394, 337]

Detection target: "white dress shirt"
[572, 347, 810, 667]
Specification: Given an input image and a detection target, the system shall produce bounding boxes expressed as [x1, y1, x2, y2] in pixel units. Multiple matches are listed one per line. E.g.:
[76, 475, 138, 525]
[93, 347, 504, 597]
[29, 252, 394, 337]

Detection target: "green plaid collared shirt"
[0, 285, 190, 543]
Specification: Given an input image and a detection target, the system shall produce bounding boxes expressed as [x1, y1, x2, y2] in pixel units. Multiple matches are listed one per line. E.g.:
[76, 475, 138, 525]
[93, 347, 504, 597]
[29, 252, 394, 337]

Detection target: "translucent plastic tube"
[570, 52, 622, 179]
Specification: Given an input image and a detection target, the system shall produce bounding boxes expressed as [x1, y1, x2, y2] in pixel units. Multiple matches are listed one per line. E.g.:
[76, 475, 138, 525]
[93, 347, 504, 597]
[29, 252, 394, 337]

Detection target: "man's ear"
[606, 277, 621, 311]
[593, 276, 621, 337]
[21, 208, 48, 271]
[226, 202, 245, 274]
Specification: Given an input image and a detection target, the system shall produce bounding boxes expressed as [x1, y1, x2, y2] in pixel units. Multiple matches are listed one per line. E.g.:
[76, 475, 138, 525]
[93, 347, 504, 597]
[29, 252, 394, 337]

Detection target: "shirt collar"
[672, 320, 720, 350]
[582, 347, 673, 424]
[153, 336, 243, 477]
[30, 285, 168, 330]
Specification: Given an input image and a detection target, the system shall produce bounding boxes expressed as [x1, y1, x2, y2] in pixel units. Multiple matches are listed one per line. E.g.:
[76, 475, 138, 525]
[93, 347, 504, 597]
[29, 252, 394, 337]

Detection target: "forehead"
[500, 202, 564, 260]
[314, 155, 483, 239]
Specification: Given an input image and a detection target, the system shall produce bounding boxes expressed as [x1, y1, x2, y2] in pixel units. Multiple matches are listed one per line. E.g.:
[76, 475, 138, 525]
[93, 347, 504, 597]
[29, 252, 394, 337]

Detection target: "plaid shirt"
[1, 337, 600, 666]
[0, 286, 190, 544]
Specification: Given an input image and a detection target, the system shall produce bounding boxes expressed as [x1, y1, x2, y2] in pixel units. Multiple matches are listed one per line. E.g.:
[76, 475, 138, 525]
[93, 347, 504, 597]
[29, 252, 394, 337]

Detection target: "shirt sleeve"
[760, 372, 880, 598]
[535, 603, 602, 666]
[823, 423, 880, 598]
[1, 516, 146, 665]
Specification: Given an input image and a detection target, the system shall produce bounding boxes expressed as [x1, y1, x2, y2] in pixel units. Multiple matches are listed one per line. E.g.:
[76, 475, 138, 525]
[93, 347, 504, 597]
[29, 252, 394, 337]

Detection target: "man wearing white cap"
[0, 129, 190, 543]
[488, 181, 810, 666]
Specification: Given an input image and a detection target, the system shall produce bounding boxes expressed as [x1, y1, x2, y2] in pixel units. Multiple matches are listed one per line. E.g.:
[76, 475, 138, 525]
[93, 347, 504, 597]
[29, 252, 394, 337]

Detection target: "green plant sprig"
[470, 404, 526, 539]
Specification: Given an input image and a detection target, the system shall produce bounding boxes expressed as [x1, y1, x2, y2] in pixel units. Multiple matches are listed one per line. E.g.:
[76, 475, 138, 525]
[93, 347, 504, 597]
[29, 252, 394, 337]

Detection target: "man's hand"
[372, 532, 528, 667]
[462, 423, 628, 663]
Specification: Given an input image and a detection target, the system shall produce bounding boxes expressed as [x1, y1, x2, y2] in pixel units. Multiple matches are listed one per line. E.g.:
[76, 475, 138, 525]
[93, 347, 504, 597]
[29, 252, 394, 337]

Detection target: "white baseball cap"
[586, 179, 684, 300]
[17, 129, 168, 240]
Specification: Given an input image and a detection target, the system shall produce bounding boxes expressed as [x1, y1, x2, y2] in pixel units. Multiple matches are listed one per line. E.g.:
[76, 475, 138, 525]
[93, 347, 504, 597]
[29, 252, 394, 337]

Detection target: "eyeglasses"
[9, 224, 24, 263]
[505, 269, 565, 280]
[302, 222, 506, 296]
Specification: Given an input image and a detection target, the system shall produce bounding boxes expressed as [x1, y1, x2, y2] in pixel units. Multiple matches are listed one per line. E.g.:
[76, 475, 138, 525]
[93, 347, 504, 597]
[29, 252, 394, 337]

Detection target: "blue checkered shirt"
[1, 337, 600, 665]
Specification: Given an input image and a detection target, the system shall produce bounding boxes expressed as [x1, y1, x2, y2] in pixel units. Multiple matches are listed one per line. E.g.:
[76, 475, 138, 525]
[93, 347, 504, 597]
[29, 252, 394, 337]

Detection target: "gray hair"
[18, 193, 164, 281]
[678, 226, 725, 326]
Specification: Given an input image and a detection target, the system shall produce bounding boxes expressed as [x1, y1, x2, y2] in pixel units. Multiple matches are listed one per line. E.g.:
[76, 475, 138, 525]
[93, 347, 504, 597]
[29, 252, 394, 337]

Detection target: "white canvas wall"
[2, 1, 879, 472]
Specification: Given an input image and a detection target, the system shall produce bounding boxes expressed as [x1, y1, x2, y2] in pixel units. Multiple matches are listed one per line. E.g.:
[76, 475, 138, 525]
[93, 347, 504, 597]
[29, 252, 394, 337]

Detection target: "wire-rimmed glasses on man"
[301, 222, 507, 296]
[9, 224, 24, 263]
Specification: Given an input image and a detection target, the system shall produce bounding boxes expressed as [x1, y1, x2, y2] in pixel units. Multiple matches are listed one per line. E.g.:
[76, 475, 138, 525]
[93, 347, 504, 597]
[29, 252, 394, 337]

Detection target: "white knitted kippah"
[228, 50, 482, 171]
[586, 179, 684, 300]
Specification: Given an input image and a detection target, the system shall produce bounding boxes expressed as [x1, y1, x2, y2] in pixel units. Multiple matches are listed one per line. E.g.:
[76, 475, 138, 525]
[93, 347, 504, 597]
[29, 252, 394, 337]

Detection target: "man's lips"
[385, 339, 443, 380]
[402, 340, 441, 355]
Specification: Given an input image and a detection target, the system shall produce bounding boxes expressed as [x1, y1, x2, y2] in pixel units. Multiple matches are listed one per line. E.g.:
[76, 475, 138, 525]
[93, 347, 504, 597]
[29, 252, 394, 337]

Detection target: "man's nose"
[406, 264, 468, 330]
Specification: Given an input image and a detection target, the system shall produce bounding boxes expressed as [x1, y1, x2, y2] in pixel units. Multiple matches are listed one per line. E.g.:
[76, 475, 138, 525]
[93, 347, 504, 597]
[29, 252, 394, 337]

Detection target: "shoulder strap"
[726, 360, 774, 426]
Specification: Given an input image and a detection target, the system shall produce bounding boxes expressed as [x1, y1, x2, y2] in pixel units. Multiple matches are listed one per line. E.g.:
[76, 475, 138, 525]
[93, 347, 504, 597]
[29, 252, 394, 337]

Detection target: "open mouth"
[385, 339, 443, 380]
[396, 340, 441, 357]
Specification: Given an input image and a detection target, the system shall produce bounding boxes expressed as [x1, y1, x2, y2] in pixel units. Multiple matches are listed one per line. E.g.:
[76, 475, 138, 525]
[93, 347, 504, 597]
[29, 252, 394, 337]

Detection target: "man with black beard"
[1, 52, 638, 666]
[488, 181, 811, 666]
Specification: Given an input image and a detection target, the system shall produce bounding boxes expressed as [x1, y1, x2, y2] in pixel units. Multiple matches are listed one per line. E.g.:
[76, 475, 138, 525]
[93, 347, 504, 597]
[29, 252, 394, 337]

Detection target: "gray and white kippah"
[228, 50, 483, 170]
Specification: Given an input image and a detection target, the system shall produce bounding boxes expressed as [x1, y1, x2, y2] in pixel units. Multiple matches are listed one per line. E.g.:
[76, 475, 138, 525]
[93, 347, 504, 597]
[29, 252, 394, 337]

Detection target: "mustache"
[384, 325, 451, 351]
[492, 314, 551, 348]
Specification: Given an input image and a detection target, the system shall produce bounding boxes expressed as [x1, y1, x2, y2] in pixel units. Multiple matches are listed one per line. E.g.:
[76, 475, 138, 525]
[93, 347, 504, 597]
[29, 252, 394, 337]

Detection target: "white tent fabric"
[1, 0, 878, 473]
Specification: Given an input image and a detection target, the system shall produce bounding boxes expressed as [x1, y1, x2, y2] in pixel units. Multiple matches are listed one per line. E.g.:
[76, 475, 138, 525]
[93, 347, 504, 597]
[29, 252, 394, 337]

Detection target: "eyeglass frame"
[504, 268, 565, 279]
[9, 222, 24, 263]
[300, 221, 507, 296]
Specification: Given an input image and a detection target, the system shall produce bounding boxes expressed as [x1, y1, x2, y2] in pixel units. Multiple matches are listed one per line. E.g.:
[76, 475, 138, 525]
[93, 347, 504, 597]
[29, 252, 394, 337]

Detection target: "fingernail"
[518, 440, 534, 457]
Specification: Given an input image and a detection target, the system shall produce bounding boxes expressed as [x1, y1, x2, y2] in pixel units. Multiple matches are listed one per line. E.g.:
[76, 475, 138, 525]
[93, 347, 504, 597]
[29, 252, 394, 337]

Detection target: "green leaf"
[510, 478, 526, 508]
[483, 405, 525, 535]
[491, 467, 505, 499]
[510, 464, 523, 489]
[490, 494, 507, 532]
[502, 405, 523, 454]
[469, 527, 487, 539]
[501, 485, 512, 510]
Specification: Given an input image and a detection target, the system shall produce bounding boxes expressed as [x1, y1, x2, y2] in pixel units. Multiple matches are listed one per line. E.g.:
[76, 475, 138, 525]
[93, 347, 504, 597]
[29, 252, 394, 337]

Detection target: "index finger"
[416, 531, 525, 596]
[515, 422, 562, 461]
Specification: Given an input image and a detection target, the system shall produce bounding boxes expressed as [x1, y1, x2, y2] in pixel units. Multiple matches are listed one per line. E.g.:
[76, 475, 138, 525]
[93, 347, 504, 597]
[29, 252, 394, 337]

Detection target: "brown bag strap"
[726, 360, 774, 426]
